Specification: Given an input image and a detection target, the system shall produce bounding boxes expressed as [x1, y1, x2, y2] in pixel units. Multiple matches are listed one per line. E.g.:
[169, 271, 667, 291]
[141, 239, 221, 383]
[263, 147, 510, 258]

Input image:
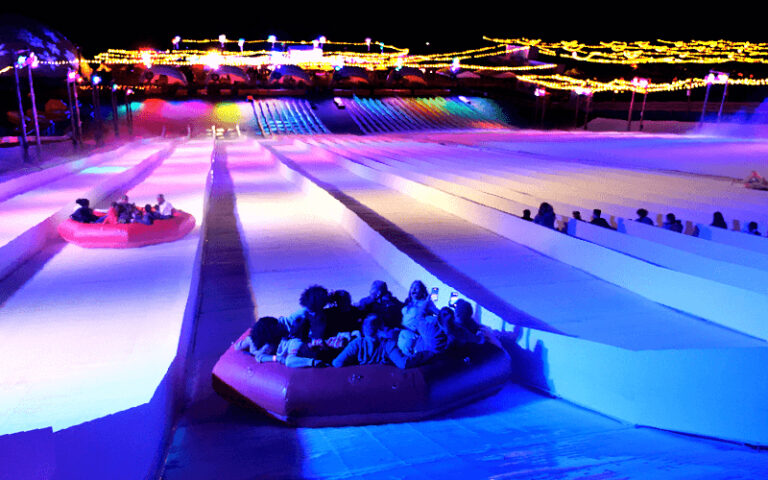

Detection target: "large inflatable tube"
[57, 212, 196, 248]
[212, 331, 512, 427]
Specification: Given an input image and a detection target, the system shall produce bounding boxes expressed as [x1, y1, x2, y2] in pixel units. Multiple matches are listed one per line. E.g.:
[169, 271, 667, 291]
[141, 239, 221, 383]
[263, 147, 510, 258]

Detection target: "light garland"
[483, 37, 768, 65]
[514, 73, 768, 94]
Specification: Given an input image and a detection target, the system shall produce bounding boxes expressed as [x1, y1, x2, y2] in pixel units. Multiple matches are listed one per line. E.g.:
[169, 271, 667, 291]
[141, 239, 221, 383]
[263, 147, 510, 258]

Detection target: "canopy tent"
[141, 66, 188, 86]
[332, 66, 370, 85]
[386, 67, 427, 86]
[268, 65, 311, 86]
[436, 67, 481, 79]
[0, 14, 78, 77]
[475, 69, 517, 79]
[206, 65, 249, 85]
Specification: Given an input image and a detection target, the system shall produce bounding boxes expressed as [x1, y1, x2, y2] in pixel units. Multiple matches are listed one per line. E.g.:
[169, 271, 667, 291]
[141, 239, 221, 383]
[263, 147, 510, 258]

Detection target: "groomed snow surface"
[1, 129, 767, 479]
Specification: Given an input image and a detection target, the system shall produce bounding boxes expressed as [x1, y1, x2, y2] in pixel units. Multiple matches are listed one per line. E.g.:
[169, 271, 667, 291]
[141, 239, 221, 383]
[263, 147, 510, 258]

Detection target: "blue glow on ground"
[80, 166, 130, 174]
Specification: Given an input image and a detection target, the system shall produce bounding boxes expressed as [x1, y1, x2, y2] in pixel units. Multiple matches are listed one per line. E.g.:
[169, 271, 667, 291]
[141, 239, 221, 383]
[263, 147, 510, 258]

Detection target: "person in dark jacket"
[711, 211, 727, 229]
[663, 213, 683, 233]
[590, 209, 613, 229]
[533, 202, 556, 229]
[70, 198, 99, 223]
[747, 222, 761, 235]
[521, 209, 533, 221]
[284, 285, 329, 342]
[235, 316, 322, 368]
[324, 290, 361, 336]
[356, 280, 402, 331]
[635, 208, 654, 226]
[332, 315, 413, 368]
[133, 204, 155, 225]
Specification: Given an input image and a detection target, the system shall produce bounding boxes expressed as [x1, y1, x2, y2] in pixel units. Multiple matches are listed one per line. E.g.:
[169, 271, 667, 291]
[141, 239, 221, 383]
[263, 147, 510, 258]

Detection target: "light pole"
[13, 57, 30, 161]
[66, 70, 78, 146]
[715, 72, 730, 123]
[125, 88, 134, 136]
[110, 83, 119, 137]
[628, 77, 649, 131]
[699, 71, 728, 126]
[73, 74, 83, 143]
[575, 87, 594, 130]
[17, 52, 43, 157]
[535, 87, 546, 127]
[92, 74, 104, 146]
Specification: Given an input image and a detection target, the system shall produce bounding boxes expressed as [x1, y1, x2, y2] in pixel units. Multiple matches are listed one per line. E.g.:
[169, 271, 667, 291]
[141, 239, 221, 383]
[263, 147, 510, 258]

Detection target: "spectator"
[747, 222, 761, 235]
[635, 208, 654, 226]
[521, 209, 533, 221]
[663, 213, 682, 232]
[590, 209, 612, 229]
[711, 211, 727, 229]
[572, 211, 582, 221]
[533, 202, 556, 229]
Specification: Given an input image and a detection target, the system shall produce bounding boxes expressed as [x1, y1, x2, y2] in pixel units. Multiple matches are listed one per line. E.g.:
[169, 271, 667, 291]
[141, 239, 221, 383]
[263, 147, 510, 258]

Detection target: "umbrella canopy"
[206, 65, 249, 84]
[332, 66, 369, 85]
[0, 14, 78, 77]
[386, 67, 427, 86]
[141, 65, 188, 86]
[268, 64, 311, 86]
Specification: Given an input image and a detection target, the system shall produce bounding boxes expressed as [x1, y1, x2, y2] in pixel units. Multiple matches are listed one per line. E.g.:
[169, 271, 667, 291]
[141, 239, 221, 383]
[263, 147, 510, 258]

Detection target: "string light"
[483, 37, 768, 65]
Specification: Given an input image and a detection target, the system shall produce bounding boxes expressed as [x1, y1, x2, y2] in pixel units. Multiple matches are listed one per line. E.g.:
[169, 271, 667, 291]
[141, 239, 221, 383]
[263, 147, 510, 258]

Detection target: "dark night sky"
[3, 3, 765, 57]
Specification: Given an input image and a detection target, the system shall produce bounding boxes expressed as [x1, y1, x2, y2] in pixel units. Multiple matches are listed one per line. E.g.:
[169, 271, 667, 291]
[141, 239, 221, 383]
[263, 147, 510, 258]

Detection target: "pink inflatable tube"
[212, 330, 512, 427]
[57, 212, 196, 248]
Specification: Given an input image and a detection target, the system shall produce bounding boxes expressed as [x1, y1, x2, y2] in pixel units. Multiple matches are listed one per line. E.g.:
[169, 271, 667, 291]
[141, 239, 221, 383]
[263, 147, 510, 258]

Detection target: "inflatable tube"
[212, 330, 512, 427]
[57, 212, 196, 248]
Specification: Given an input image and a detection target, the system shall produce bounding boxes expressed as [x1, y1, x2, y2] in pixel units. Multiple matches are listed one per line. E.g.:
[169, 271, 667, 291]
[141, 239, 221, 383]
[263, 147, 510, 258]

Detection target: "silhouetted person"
[635, 208, 654, 226]
[70, 198, 99, 223]
[747, 222, 761, 235]
[572, 211, 582, 221]
[133, 204, 154, 225]
[521, 209, 533, 221]
[711, 211, 727, 229]
[155, 193, 175, 218]
[332, 315, 415, 368]
[324, 290, 361, 336]
[590, 209, 612, 229]
[356, 280, 402, 331]
[663, 213, 683, 233]
[533, 202, 556, 229]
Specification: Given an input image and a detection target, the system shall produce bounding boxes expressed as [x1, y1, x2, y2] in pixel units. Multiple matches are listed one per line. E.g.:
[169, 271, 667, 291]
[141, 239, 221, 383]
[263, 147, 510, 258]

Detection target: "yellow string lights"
[483, 37, 768, 65]
[514, 73, 768, 94]
[7, 35, 767, 97]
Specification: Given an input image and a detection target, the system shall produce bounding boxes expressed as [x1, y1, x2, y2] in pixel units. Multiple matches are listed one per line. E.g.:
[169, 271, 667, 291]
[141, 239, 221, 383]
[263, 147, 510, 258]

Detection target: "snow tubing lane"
[57, 212, 196, 248]
[212, 330, 512, 427]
